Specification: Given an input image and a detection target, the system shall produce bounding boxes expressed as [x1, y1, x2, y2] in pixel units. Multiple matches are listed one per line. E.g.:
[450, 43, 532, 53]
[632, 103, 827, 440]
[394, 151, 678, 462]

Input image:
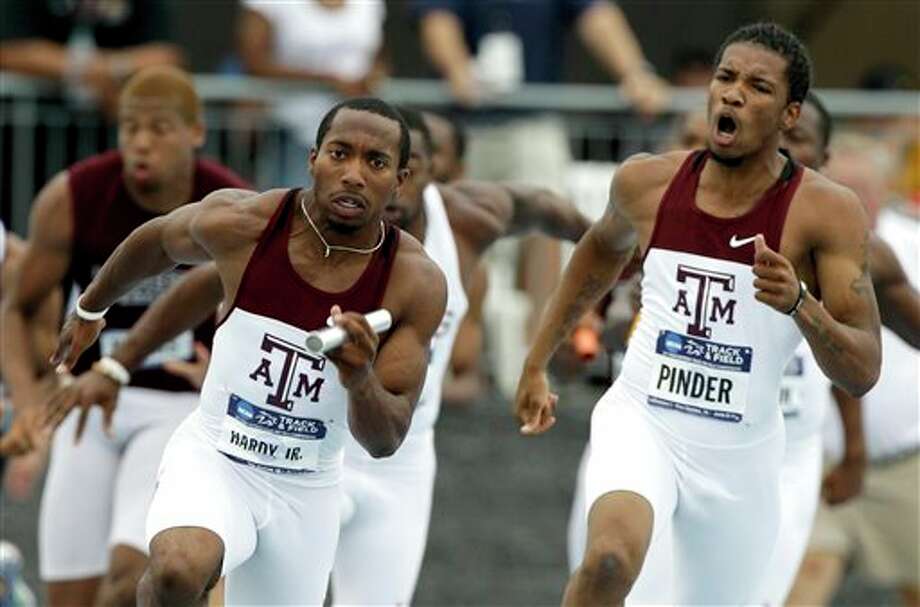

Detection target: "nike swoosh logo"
[728, 234, 757, 248]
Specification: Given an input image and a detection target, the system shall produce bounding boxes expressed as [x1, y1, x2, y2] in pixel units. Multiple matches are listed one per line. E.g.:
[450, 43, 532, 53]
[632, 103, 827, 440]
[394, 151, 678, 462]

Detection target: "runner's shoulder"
[613, 151, 689, 206]
[795, 168, 866, 235]
[390, 228, 448, 318]
[798, 168, 861, 208]
[393, 228, 445, 284]
[199, 187, 288, 221]
[190, 188, 284, 246]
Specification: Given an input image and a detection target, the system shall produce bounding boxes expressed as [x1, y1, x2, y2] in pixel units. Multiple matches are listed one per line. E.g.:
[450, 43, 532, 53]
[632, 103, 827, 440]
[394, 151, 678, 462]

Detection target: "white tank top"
[195, 190, 400, 486]
[344, 184, 468, 464]
[780, 341, 831, 444]
[410, 184, 469, 434]
[199, 309, 350, 485]
[616, 151, 804, 446]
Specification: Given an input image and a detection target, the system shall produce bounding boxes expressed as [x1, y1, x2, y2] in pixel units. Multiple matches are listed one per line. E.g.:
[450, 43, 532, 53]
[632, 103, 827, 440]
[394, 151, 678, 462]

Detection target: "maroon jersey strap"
[225, 189, 400, 333]
[645, 150, 803, 266]
[642, 151, 706, 263]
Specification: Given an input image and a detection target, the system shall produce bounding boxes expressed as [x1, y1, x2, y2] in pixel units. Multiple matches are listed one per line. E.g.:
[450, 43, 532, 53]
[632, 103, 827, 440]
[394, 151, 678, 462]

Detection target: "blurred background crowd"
[0, 0, 917, 605]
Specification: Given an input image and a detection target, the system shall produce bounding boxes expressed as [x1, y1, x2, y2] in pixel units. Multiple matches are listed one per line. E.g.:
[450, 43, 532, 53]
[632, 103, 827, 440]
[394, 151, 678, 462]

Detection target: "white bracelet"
[92, 357, 130, 386]
[75, 295, 110, 321]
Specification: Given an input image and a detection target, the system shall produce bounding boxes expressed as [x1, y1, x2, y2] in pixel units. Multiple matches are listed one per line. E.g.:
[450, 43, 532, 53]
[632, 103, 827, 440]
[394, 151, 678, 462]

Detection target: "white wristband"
[75, 295, 110, 321]
[92, 357, 130, 386]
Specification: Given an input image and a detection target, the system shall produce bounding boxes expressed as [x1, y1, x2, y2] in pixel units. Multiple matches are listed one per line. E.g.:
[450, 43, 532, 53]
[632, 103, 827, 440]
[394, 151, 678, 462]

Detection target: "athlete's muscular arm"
[51, 188, 257, 370]
[446, 181, 591, 254]
[799, 191, 881, 396]
[869, 234, 920, 348]
[1, 173, 72, 413]
[45, 264, 224, 435]
[334, 248, 448, 457]
[754, 185, 881, 396]
[112, 263, 223, 372]
[515, 158, 647, 435]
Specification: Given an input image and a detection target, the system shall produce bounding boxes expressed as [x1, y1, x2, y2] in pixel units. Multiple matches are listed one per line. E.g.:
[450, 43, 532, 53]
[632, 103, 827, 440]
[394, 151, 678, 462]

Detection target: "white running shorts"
[39, 387, 195, 581]
[332, 429, 437, 606]
[758, 433, 823, 605]
[146, 411, 341, 605]
[584, 383, 785, 604]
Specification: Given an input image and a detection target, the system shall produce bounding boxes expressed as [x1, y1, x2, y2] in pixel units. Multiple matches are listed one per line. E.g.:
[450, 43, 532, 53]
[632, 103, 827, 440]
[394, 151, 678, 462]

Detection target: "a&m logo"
[248, 333, 326, 411]
[671, 264, 737, 338]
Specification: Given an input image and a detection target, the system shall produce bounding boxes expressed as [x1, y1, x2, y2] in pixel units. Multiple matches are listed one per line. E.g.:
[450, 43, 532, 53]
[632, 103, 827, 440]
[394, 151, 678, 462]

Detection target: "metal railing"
[2, 71, 918, 233]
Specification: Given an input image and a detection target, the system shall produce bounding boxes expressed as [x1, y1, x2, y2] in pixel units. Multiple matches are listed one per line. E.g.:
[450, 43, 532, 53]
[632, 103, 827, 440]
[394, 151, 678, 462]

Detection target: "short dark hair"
[396, 106, 434, 158]
[714, 22, 812, 103]
[315, 97, 411, 169]
[804, 91, 832, 150]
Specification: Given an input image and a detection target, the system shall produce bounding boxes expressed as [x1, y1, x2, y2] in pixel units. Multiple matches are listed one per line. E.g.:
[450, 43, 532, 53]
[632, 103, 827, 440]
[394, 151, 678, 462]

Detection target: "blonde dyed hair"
[119, 66, 202, 125]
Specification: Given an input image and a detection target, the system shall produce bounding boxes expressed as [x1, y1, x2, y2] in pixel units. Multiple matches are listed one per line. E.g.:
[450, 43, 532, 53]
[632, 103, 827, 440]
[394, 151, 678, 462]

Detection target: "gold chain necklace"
[300, 192, 385, 259]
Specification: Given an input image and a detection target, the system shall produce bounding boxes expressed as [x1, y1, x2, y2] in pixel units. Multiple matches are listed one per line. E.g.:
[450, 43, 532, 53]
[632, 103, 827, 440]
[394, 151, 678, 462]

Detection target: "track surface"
[2, 382, 897, 605]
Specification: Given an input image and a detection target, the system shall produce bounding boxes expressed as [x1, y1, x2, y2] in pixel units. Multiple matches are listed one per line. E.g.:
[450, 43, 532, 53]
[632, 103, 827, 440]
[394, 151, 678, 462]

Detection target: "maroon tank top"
[68, 150, 250, 391]
[224, 188, 400, 331]
[645, 149, 803, 265]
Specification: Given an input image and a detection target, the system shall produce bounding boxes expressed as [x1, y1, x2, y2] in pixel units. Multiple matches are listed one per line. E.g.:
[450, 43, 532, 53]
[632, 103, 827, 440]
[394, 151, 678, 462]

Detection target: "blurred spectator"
[413, 1, 667, 398]
[0, 0, 181, 115]
[415, 0, 668, 113]
[237, 0, 387, 186]
[670, 46, 713, 87]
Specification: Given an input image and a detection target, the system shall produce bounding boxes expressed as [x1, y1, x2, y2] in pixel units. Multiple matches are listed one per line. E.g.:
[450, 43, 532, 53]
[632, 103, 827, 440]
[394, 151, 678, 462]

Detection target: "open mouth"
[330, 193, 367, 218]
[713, 114, 739, 146]
[718, 115, 737, 134]
[130, 161, 152, 181]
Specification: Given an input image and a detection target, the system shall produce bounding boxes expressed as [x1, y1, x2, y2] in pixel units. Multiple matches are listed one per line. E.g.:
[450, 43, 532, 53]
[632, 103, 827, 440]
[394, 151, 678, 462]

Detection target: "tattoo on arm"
[549, 269, 610, 346]
[798, 221, 881, 396]
[810, 314, 845, 357]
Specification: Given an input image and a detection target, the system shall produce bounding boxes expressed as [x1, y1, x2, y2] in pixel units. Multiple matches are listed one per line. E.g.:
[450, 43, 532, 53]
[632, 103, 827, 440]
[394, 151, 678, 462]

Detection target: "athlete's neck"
[701, 144, 788, 206]
[125, 164, 195, 215]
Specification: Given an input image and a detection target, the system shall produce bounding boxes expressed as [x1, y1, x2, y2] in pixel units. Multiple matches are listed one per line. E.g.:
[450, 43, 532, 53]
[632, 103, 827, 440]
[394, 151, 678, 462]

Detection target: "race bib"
[99, 329, 194, 370]
[647, 330, 752, 422]
[778, 355, 804, 418]
[217, 393, 324, 472]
